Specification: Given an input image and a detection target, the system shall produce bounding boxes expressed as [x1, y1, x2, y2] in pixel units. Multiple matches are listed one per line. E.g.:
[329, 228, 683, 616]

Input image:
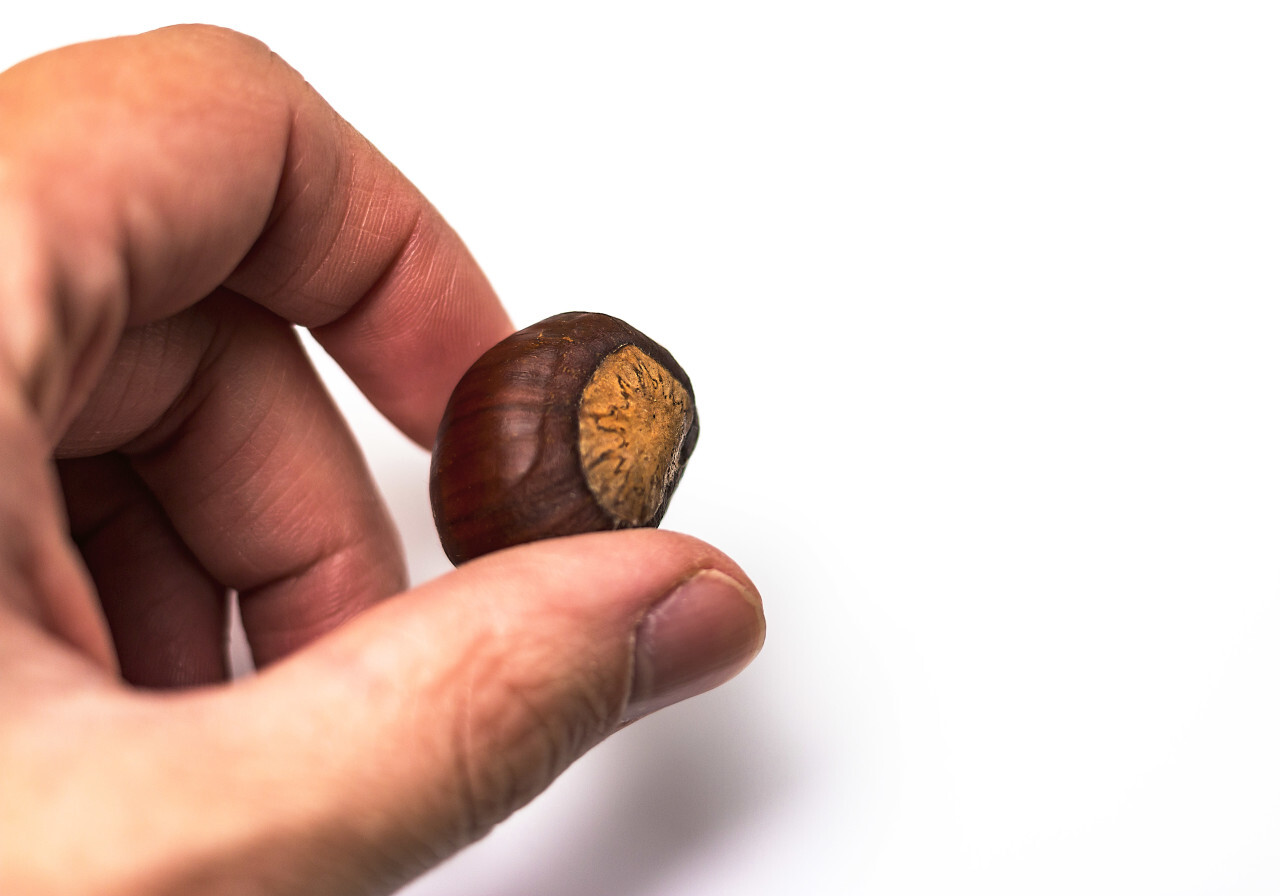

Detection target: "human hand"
[0, 25, 764, 895]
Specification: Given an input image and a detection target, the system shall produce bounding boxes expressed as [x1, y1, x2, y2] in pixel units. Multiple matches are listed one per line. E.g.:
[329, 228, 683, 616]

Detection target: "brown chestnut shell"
[429, 311, 699, 565]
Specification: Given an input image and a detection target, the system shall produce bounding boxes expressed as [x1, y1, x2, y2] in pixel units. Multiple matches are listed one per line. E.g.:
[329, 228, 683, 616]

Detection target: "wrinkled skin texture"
[0, 26, 764, 895]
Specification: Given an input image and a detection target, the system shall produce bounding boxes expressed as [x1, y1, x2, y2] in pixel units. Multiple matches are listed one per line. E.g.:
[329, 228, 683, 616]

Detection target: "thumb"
[202, 529, 762, 892]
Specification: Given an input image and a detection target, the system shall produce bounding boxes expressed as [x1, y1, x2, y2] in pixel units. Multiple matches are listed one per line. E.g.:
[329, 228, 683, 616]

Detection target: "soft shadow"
[411, 680, 796, 896]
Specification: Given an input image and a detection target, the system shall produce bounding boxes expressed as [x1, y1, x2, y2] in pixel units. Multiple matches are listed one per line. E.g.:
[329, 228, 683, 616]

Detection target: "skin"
[0, 26, 765, 896]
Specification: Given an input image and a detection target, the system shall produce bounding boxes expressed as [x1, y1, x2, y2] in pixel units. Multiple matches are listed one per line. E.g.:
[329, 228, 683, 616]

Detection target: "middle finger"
[58, 290, 406, 669]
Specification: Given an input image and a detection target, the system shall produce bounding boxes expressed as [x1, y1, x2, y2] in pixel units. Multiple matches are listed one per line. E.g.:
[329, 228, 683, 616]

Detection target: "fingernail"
[625, 569, 764, 722]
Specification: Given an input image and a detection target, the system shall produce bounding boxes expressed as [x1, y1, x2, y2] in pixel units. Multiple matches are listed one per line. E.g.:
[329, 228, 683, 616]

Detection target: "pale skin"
[0, 25, 765, 895]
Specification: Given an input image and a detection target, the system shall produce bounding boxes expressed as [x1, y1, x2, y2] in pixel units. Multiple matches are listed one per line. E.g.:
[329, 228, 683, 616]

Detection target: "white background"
[5, 3, 1280, 894]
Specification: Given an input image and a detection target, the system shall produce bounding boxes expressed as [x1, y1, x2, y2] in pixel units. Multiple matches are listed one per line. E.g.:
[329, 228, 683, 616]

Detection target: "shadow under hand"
[559, 693, 791, 896]
[410, 680, 795, 896]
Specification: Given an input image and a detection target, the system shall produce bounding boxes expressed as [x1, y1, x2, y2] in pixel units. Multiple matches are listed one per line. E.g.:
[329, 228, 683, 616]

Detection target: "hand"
[0, 26, 765, 895]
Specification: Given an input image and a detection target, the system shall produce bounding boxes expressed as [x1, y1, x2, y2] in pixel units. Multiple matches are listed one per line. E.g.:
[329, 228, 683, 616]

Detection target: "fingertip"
[427, 527, 766, 721]
[624, 567, 766, 722]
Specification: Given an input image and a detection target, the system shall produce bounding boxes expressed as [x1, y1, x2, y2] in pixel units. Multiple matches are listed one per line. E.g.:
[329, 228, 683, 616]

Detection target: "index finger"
[0, 23, 511, 445]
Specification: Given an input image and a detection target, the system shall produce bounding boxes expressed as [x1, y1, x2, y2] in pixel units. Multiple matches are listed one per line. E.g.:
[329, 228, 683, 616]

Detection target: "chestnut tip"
[429, 311, 699, 565]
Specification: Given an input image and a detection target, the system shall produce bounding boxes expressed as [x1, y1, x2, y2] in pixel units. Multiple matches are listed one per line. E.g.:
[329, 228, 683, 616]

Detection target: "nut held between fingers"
[429, 312, 699, 565]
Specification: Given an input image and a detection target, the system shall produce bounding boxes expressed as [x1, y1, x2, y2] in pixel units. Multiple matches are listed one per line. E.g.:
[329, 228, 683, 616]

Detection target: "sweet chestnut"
[429, 311, 699, 564]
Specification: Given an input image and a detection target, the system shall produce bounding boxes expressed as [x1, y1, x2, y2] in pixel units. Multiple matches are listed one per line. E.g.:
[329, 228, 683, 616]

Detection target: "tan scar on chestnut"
[430, 312, 699, 565]
[578, 344, 694, 527]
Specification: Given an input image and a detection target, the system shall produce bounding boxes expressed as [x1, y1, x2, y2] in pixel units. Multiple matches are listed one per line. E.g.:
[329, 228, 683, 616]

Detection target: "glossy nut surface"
[429, 312, 699, 565]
